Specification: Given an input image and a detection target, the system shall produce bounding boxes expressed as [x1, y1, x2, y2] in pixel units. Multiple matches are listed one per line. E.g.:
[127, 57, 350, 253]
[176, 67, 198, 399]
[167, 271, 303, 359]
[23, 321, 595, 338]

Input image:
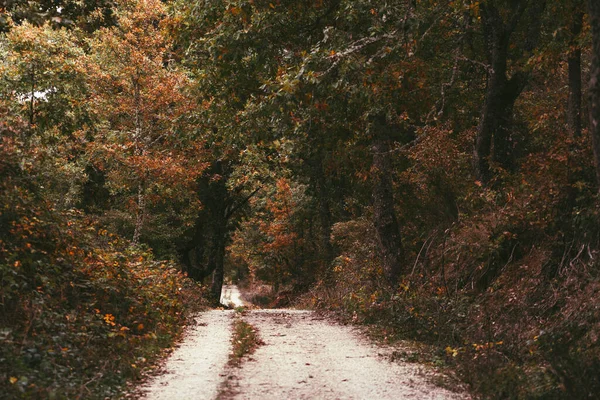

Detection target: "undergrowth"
[304, 213, 600, 399]
[0, 208, 208, 399]
[297, 128, 600, 399]
[0, 108, 211, 399]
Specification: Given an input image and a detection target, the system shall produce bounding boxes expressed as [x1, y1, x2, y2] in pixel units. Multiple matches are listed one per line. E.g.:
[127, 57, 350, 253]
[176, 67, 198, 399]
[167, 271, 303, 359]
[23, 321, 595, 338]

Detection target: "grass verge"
[229, 317, 263, 367]
[217, 314, 263, 399]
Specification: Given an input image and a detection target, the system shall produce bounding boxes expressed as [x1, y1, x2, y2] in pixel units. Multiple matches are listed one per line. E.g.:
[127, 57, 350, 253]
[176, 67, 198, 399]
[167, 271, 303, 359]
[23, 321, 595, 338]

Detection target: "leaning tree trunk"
[588, 0, 600, 189]
[371, 135, 403, 285]
[194, 161, 230, 302]
[185, 160, 261, 302]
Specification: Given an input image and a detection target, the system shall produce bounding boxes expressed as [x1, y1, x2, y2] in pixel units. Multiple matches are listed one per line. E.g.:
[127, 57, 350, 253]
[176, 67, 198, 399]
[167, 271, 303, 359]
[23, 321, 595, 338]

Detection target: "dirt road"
[141, 310, 233, 400]
[220, 285, 245, 309]
[140, 286, 468, 399]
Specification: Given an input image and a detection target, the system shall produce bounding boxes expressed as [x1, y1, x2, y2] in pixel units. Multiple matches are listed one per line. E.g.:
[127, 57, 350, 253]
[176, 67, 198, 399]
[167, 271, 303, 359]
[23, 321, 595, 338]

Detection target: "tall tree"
[370, 115, 404, 284]
[589, 0, 600, 189]
[86, 0, 200, 243]
[473, 0, 546, 183]
[567, 8, 584, 138]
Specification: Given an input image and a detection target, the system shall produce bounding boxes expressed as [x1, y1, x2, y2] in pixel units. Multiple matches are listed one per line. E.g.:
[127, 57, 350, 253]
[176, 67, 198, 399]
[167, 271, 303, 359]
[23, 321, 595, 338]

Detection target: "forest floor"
[136, 285, 470, 400]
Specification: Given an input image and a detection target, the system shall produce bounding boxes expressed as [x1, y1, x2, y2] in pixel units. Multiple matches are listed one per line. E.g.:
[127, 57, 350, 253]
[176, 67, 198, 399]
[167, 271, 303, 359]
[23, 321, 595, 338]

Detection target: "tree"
[85, 0, 201, 244]
[567, 7, 584, 138]
[472, 0, 546, 183]
[0, 21, 94, 210]
[589, 0, 600, 189]
[1, 0, 116, 32]
[370, 115, 404, 284]
[0, 21, 87, 131]
[169, 0, 336, 298]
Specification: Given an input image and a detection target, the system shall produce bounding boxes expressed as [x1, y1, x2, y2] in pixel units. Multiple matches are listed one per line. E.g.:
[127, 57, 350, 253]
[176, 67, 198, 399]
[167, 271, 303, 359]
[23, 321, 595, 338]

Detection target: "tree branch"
[225, 186, 262, 220]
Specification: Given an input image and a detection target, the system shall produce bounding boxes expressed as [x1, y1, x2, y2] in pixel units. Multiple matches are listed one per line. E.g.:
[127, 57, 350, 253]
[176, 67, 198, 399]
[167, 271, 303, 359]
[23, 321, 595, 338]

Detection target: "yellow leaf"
[445, 346, 459, 357]
[9, 377, 18, 384]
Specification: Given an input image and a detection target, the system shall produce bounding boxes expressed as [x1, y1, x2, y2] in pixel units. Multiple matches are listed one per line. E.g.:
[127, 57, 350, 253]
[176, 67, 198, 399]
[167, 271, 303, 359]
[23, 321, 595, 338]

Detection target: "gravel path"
[227, 309, 467, 400]
[220, 285, 245, 308]
[140, 286, 468, 400]
[141, 310, 234, 400]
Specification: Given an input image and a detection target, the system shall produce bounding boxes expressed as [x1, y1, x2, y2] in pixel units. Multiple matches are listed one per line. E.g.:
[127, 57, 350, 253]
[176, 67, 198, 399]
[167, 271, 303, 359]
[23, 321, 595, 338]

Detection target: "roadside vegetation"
[0, 2, 207, 397]
[0, 196, 207, 398]
[229, 317, 263, 367]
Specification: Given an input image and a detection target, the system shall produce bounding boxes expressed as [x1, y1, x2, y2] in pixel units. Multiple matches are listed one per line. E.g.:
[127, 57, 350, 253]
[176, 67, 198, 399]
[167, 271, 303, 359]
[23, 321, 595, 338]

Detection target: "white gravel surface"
[228, 309, 468, 400]
[140, 285, 469, 400]
[140, 310, 234, 400]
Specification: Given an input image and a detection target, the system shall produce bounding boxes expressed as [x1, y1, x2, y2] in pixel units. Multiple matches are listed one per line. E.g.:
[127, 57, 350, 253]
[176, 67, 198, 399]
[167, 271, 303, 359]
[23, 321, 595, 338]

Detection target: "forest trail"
[141, 310, 234, 400]
[140, 287, 468, 400]
[220, 285, 246, 309]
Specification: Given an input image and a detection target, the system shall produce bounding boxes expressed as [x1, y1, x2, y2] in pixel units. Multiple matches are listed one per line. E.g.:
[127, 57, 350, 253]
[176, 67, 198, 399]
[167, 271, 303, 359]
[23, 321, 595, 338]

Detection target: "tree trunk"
[132, 78, 145, 244]
[473, 2, 528, 183]
[183, 160, 243, 303]
[207, 185, 261, 301]
[563, 10, 584, 215]
[371, 134, 403, 285]
[589, 0, 600, 189]
[209, 229, 226, 302]
[80, 165, 110, 213]
[313, 158, 335, 280]
[568, 12, 583, 138]
[132, 180, 145, 244]
[29, 64, 35, 128]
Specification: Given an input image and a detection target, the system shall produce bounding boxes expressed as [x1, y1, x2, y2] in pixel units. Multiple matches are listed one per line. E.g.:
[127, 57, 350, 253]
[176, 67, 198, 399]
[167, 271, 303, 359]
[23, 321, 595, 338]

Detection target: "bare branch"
[320, 31, 398, 77]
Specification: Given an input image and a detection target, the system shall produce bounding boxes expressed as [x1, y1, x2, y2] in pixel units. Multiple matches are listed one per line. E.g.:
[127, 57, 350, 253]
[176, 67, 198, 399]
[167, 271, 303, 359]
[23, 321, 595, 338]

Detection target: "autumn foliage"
[0, 113, 207, 398]
[4, 0, 600, 398]
[0, 1, 207, 398]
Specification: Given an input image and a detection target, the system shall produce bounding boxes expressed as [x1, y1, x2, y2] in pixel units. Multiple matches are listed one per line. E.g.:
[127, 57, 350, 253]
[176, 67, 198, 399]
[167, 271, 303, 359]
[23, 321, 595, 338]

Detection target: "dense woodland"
[2, 0, 600, 398]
